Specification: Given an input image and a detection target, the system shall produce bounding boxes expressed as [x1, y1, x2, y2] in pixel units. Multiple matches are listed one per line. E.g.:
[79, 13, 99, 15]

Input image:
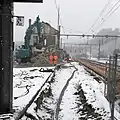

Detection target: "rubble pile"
[31, 53, 49, 66]
[30, 45, 65, 67]
[14, 45, 67, 67]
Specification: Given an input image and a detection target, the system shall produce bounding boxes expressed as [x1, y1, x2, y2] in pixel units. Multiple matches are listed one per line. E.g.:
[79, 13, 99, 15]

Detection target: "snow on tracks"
[13, 67, 54, 119]
[54, 63, 78, 120]
[58, 62, 120, 120]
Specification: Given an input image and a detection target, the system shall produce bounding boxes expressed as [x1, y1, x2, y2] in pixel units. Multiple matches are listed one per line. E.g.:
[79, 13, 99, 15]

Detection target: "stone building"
[41, 21, 58, 47]
[25, 16, 58, 49]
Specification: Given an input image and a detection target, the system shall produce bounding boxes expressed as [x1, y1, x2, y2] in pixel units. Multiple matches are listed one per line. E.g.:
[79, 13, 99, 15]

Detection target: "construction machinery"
[15, 16, 43, 62]
[15, 16, 67, 66]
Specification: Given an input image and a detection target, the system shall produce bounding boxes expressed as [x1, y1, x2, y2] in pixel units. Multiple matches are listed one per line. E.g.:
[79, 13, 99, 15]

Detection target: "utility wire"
[54, 0, 66, 34]
[54, 0, 82, 36]
[87, 0, 113, 34]
[104, 0, 120, 18]
[92, 0, 120, 33]
[93, 1, 120, 34]
[59, 16, 66, 34]
[54, 0, 58, 13]
[61, 25, 66, 34]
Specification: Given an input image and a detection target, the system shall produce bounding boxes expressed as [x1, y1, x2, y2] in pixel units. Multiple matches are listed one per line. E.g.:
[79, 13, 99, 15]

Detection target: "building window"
[33, 36, 39, 45]
[44, 39, 46, 46]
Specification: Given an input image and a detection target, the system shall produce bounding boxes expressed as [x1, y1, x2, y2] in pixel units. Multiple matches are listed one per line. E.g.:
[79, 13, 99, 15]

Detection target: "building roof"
[24, 15, 41, 46]
[24, 16, 58, 46]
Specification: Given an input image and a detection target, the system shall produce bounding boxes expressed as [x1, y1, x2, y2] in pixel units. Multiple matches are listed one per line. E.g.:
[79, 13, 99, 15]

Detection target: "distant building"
[24, 16, 58, 50]
[41, 21, 58, 47]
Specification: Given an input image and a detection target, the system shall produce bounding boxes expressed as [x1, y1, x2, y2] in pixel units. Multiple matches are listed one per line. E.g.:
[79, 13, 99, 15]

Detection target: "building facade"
[41, 21, 58, 47]
[26, 16, 58, 48]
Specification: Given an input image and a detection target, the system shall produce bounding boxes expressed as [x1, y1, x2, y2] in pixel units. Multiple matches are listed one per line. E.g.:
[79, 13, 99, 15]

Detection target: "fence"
[106, 54, 118, 120]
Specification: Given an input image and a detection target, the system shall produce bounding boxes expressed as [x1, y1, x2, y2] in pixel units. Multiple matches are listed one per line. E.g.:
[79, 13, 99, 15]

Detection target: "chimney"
[29, 19, 31, 27]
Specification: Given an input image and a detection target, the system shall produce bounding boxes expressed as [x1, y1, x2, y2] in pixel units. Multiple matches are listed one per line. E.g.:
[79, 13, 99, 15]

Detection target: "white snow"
[91, 57, 108, 63]
[12, 62, 120, 120]
[58, 66, 79, 120]
[26, 74, 55, 120]
[13, 67, 54, 113]
[23, 63, 76, 119]
[52, 65, 75, 100]
[58, 62, 120, 120]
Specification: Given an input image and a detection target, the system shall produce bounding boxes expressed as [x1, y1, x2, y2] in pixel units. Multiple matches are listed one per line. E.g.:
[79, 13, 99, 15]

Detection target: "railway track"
[2, 62, 119, 119]
[86, 58, 120, 72]
[14, 68, 55, 120]
[79, 58, 106, 78]
[54, 65, 78, 120]
[13, 64, 77, 120]
[79, 58, 120, 96]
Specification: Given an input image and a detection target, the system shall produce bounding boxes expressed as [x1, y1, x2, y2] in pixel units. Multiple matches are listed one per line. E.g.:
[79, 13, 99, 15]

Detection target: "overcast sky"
[14, 0, 120, 43]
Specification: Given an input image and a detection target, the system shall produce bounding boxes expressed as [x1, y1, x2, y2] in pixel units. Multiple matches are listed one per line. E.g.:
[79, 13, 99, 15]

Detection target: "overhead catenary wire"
[61, 25, 66, 34]
[93, 1, 120, 34]
[54, 0, 66, 48]
[54, 0, 66, 37]
[104, 0, 120, 18]
[54, 0, 62, 30]
[54, 0, 83, 36]
[54, 0, 58, 13]
[57, 8, 66, 34]
[87, 0, 113, 34]
[60, 33, 120, 38]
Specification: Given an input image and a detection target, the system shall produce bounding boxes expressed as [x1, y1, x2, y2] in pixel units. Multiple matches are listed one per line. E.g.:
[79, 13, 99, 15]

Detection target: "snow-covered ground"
[58, 62, 120, 120]
[91, 57, 108, 63]
[23, 63, 76, 119]
[12, 62, 120, 120]
[13, 67, 54, 117]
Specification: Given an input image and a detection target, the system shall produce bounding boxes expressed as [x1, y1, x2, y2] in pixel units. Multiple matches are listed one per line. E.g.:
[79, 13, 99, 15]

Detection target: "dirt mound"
[31, 53, 49, 66]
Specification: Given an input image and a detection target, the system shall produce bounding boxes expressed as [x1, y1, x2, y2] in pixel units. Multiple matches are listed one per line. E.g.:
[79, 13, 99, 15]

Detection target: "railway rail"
[15, 68, 55, 120]
[79, 58, 120, 96]
[14, 64, 77, 120]
[54, 65, 78, 120]
[79, 58, 106, 78]
[1, 62, 119, 119]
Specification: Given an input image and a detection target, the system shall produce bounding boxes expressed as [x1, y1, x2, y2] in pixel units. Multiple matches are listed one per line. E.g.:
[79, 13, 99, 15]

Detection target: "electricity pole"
[98, 39, 100, 60]
[64, 43, 65, 50]
[60, 38, 62, 49]
[57, 6, 60, 48]
[114, 37, 117, 50]
[111, 54, 117, 120]
[0, 0, 13, 113]
[90, 44, 92, 59]
[85, 45, 87, 58]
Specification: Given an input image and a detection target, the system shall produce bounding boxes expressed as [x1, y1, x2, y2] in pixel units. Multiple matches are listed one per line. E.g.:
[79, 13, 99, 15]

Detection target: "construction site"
[2, 0, 120, 120]
[14, 16, 69, 67]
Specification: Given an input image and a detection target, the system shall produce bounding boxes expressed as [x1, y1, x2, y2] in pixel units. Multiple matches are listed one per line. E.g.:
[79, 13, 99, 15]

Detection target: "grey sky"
[14, 0, 120, 43]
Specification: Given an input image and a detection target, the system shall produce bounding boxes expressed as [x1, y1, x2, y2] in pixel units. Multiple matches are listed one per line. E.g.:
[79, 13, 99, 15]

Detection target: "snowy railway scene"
[11, 63, 120, 119]
[1, 0, 120, 120]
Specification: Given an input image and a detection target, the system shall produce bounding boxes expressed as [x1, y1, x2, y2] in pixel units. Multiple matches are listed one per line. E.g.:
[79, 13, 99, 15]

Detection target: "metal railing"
[106, 54, 118, 120]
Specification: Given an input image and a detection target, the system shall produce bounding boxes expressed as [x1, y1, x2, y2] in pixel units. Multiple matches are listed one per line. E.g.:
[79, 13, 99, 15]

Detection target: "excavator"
[15, 16, 43, 63]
